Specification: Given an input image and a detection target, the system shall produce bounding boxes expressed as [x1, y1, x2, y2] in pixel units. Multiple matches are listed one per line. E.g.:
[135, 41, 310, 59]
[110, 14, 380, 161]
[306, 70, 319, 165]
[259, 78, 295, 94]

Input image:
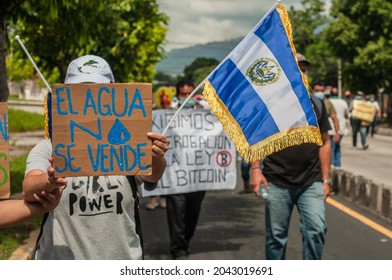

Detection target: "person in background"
[250, 53, 331, 260]
[239, 158, 252, 194]
[322, 87, 340, 144]
[312, 84, 325, 99]
[145, 88, 171, 210]
[145, 195, 166, 210]
[368, 94, 381, 137]
[344, 90, 352, 106]
[328, 88, 349, 169]
[312, 84, 340, 144]
[350, 91, 369, 149]
[194, 93, 210, 109]
[165, 80, 207, 260]
[22, 55, 169, 260]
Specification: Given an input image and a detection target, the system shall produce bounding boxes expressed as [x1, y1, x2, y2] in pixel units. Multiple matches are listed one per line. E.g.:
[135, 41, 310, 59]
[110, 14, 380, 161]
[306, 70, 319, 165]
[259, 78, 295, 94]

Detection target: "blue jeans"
[265, 181, 327, 260]
[330, 135, 343, 167]
[351, 118, 367, 147]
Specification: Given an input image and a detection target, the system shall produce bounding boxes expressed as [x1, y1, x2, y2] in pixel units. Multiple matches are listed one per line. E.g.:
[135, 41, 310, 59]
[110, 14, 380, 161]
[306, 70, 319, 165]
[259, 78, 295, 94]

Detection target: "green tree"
[325, 0, 392, 94]
[2, 0, 168, 100]
[288, 0, 337, 87]
[153, 71, 178, 92]
[288, 0, 327, 52]
[0, 0, 16, 101]
[183, 57, 219, 83]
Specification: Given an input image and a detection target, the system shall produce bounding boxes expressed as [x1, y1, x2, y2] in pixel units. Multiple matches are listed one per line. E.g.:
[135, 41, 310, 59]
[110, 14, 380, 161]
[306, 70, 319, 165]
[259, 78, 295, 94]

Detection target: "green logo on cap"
[78, 60, 99, 74]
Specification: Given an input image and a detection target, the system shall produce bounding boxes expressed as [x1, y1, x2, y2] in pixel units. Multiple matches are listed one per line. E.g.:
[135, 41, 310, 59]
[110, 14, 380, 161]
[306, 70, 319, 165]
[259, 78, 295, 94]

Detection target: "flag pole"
[15, 35, 52, 93]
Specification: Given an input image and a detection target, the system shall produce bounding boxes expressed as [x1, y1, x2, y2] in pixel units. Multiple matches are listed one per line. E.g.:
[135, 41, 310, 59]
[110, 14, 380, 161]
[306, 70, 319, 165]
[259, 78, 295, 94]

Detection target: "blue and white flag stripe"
[203, 2, 322, 162]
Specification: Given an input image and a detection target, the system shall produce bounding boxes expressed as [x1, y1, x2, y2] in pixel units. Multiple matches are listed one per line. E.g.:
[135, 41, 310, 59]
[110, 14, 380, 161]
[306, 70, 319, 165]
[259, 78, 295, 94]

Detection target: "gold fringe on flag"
[202, 81, 323, 163]
[276, 3, 310, 91]
[43, 93, 50, 139]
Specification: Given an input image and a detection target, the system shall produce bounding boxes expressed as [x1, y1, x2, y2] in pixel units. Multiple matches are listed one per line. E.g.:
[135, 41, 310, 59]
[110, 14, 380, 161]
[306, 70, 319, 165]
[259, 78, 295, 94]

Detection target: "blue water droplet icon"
[108, 118, 131, 144]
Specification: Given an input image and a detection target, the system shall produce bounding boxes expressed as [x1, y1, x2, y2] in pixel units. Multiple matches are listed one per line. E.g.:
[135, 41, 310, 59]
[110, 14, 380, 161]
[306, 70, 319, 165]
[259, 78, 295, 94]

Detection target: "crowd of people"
[0, 52, 384, 261]
[307, 71, 381, 168]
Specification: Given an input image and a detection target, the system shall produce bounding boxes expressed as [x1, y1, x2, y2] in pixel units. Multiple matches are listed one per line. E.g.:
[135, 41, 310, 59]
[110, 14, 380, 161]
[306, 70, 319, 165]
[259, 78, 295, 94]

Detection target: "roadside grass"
[0, 109, 46, 259]
[0, 216, 42, 260]
[8, 108, 45, 132]
[0, 154, 43, 260]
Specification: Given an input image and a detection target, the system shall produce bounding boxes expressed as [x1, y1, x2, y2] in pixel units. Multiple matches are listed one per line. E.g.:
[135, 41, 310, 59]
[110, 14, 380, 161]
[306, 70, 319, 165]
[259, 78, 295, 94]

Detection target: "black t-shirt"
[262, 96, 331, 188]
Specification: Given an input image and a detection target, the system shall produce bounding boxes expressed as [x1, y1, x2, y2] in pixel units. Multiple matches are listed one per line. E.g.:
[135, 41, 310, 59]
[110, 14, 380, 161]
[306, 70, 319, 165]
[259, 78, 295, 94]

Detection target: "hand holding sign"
[147, 132, 170, 158]
[139, 132, 170, 188]
[46, 157, 67, 191]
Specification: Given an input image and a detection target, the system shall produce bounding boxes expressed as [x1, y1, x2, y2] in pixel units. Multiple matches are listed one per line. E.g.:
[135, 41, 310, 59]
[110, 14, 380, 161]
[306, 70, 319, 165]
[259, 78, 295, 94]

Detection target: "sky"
[158, 0, 331, 51]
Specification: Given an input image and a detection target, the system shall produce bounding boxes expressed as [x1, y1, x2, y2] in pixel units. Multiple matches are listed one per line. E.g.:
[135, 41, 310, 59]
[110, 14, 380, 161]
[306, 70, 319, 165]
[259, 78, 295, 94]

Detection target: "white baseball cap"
[64, 55, 115, 84]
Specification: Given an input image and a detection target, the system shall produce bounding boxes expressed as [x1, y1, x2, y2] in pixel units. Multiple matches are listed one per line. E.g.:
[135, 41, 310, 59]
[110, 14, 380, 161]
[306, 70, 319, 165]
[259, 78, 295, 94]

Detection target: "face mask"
[179, 97, 195, 108]
[314, 92, 324, 100]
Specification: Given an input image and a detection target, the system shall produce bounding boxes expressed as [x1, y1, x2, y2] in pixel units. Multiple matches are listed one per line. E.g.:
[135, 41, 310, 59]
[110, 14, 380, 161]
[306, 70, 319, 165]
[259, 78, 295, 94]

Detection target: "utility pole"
[338, 59, 342, 98]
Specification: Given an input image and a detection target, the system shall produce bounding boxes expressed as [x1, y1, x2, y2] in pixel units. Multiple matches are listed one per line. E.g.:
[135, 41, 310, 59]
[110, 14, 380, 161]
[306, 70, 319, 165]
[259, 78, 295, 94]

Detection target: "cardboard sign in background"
[142, 109, 237, 197]
[51, 83, 152, 177]
[351, 100, 376, 122]
[0, 103, 10, 199]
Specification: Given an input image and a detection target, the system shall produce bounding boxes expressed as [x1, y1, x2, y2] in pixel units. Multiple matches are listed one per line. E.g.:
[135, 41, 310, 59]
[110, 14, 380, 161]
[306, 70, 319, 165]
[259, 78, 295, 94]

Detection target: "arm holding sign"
[23, 155, 67, 203]
[139, 132, 169, 183]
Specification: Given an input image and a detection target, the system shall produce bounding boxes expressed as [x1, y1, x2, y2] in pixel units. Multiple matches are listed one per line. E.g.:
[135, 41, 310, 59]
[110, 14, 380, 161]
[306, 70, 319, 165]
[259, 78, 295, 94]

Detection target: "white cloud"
[158, 0, 330, 51]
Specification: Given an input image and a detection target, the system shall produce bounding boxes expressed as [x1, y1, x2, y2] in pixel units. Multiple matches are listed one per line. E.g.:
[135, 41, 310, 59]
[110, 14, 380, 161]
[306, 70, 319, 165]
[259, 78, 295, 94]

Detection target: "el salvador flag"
[202, 2, 322, 162]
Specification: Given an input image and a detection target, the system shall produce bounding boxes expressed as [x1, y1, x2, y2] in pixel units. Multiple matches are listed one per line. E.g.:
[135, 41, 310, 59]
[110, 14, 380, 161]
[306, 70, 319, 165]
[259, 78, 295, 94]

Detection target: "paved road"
[339, 133, 392, 189]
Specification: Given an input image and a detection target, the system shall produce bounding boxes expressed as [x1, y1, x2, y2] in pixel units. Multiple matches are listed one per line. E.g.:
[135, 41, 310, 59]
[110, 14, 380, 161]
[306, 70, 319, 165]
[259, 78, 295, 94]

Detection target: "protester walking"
[368, 94, 381, 137]
[251, 53, 331, 260]
[350, 91, 369, 150]
[165, 80, 207, 260]
[22, 55, 169, 260]
[328, 87, 349, 168]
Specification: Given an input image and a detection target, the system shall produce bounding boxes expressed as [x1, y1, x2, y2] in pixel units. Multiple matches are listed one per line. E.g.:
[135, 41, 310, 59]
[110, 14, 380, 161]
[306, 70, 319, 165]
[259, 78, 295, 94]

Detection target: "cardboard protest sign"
[0, 103, 10, 199]
[51, 83, 152, 177]
[142, 108, 237, 197]
[351, 100, 376, 122]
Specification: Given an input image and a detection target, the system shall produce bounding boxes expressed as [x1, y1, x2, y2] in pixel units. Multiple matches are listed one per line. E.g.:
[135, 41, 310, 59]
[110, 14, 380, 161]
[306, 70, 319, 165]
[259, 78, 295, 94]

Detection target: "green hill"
[156, 38, 242, 75]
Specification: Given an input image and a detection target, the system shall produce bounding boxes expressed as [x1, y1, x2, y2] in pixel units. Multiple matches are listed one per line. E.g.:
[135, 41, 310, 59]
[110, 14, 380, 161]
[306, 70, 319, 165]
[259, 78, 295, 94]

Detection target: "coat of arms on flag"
[202, 2, 322, 163]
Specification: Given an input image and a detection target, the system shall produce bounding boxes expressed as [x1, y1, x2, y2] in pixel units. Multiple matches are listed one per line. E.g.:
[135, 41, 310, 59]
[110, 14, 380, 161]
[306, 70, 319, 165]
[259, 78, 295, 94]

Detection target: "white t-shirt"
[25, 139, 149, 260]
[328, 97, 349, 136]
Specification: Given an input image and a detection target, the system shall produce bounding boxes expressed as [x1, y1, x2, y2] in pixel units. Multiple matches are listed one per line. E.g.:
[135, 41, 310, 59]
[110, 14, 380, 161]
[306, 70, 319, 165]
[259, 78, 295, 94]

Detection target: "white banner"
[142, 109, 237, 197]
